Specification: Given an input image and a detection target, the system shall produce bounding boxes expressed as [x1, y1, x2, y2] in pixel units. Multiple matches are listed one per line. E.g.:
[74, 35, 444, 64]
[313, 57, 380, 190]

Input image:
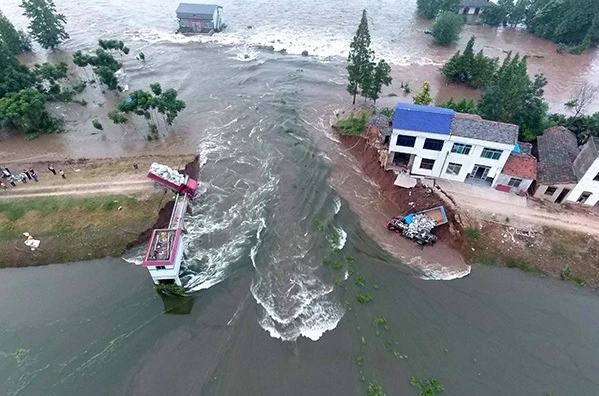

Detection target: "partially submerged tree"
[432, 11, 465, 46]
[21, 0, 69, 49]
[441, 36, 498, 88]
[564, 83, 599, 118]
[0, 11, 31, 54]
[73, 48, 123, 91]
[347, 10, 374, 105]
[417, 0, 460, 19]
[413, 81, 434, 105]
[0, 87, 59, 133]
[365, 59, 392, 104]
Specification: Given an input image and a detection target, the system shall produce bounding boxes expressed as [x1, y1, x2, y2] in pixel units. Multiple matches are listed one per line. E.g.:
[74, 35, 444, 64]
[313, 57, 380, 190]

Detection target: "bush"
[156, 283, 186, 295]
[367, 383, 386, 396]
[410, 377, 444, 395]
[92, 119, 103, 130]
[379, 107, 395, 118]
[465, 227, 480, 240]
[333, 111, 369, 136]
[357, 294, 373, 304]
[432, 12, 465, 47]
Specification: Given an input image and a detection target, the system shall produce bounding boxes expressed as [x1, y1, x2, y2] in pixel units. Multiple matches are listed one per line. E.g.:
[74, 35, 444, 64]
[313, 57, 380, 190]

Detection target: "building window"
[481, 148, 503, 160]
[451, 143, 472, 155]
[423, 138, 444, 151]
[577, 192, 592, 204]
[507, 178, 522, 188]
[545, 186, 557, 195]
[396, 135, 416, 147]
[420, 158, 435, 170]
[594, 172, 599, 181]
[445, 162, 462, 175]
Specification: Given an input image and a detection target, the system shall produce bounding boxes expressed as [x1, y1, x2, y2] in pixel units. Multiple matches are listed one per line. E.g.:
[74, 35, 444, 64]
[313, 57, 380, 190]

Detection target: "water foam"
[407, 256, 472, 280]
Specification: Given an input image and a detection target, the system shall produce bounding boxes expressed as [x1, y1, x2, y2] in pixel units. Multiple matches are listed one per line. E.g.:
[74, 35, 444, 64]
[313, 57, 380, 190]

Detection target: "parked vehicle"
[386, 206, 448, 246]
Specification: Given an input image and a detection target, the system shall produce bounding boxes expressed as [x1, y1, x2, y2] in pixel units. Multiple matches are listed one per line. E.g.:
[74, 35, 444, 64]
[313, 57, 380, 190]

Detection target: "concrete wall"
[494, 173, 534, 193]
[534, 183, 577, 202]
[388, 129, 514, 184]
[565, 158, 599, 206]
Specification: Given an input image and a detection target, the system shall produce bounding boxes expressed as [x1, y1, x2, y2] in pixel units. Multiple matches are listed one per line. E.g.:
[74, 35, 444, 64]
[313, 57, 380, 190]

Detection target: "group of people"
[0, 164, 66, 190]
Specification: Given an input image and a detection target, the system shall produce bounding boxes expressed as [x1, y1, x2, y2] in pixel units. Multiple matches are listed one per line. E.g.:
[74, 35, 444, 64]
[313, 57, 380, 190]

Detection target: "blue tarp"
[404, 214, 414, 224]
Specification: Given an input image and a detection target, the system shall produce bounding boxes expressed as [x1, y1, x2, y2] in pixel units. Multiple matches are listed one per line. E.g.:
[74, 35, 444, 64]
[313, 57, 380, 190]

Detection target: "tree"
[0, 42, 34, 98]
[108, 110, 128, 125]
[0, 11, 31, 54]
[480, 4, 508, 26]
[413, 81, 433, 105]
[0, 87, 59, 133]
[478, 53, 548, 140]
[417, 0, 460, 19]
[365, 60, 392, 104]
[73, 48, 123, 91]
[564, 83, 599, 118]
[347, 10, 374, 105]
[441, 37, 498, 88]
[21, 0, 69, 49]
[440, 97, 479, 114]
[431, 11, 465, 46]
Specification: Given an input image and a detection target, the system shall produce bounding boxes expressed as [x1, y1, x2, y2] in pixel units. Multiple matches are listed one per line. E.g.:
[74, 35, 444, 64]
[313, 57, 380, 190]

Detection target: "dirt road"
[436, 180, 599, 236]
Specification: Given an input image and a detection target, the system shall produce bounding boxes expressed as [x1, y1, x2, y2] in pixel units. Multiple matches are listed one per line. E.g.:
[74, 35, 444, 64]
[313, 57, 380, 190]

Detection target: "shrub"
[372, 317, 387, 328]
[465, 227, 480, 240]
[156, 283, 186, 295]
[357, 294, 373, 304]
[432, 11, 465, 47]
[367, 383, 386, 396]
[334, 111, 369, 136]
[410, 377, 444, 395]
[355, 276, 366, 287]
[92, 119, 103, 130]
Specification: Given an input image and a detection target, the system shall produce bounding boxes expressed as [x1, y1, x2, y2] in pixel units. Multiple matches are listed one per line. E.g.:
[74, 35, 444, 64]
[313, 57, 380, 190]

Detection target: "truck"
[386, 206, 448, 246]
[147, 162, 198, 199]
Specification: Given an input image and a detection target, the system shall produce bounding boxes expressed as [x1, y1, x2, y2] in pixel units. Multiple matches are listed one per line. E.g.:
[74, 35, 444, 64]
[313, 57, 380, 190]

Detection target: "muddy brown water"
[1, 0, 599, 394]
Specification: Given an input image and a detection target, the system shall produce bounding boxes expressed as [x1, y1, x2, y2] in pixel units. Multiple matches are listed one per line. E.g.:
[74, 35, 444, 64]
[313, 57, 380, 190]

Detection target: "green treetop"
[431, 11, 465, 46]
[413, 81, 433, 105]
[365, 59, 392, 104]
[0, 11, 31, 54]
[417, 0, 460, 19]
[347, 10, 374, 105]
[21, 0, 69, 49]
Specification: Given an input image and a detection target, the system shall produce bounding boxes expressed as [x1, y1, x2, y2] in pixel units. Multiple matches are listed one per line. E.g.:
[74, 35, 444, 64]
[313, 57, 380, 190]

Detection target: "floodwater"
[1, 0, 599, 394]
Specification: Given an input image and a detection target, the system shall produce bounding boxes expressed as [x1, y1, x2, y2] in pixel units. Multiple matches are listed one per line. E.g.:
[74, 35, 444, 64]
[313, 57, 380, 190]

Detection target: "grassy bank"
[0, 193, 167, 267]
[465, 218, 599, 289]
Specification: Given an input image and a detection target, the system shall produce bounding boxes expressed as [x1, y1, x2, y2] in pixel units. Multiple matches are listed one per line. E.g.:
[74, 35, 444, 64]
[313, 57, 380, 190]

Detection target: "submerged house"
[458, 0, 496, 17]
[176, 3, 225, 34]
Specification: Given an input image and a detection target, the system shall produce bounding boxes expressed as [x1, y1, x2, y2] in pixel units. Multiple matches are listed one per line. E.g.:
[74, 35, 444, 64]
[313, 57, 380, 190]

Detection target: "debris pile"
[149, 162, 184, 186]
[387, 213, 439, 245]
[404, 214, 437, 236]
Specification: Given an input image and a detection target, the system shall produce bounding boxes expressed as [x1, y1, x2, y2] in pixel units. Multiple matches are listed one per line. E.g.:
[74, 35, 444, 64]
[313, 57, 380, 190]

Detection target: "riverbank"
[0, 154, 196, 267]
[336, 131, 599, 289]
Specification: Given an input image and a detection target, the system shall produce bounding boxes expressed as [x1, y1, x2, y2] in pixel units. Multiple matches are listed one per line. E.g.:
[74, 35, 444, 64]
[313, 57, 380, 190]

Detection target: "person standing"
[24, 169, 32, 180]
[8, 176, 16, 187]
[48, 164, 57, 175]
[59, 169, 66, 179]
[133, 163, 139, 172]
[30, 169, 38, 182]
[19, 173, 27, 183]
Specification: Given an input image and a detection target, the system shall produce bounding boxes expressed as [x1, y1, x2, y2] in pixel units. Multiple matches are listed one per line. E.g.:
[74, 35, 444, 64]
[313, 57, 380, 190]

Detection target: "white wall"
[388, 129, 515, 184]
[494, 173, 534, 193]
[565, 158, 599, 206]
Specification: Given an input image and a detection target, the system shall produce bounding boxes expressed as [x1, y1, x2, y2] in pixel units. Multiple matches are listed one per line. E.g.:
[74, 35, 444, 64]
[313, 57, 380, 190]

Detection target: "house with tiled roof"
[533, 127, 581, 203]
[534, 127, 599, 206]
[387, 103, 519, 188]
[495, 142, 537, 194]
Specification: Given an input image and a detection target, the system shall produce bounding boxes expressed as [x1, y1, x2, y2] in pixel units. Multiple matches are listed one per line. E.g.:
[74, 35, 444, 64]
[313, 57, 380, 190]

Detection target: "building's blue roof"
[393, 103, 455, 135]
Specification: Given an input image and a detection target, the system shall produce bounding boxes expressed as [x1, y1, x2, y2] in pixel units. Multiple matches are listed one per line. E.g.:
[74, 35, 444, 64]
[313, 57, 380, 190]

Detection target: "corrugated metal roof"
[450, 117, 519, 145]
[176, 3, 218, 16]
[393, 103, 454, 135]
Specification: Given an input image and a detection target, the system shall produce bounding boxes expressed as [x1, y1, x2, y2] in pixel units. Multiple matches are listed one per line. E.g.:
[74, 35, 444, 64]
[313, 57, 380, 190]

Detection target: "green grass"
[333, 111, 369, 136]
[551, 243, 570, 259]
[465, 227, 480, 240]
[506, 260, 545, 275]
[0, 196, 139, 222]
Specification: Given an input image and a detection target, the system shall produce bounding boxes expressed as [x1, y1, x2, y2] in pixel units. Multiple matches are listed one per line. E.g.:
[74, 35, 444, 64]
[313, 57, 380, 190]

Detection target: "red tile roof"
[502, 153, 537, 180]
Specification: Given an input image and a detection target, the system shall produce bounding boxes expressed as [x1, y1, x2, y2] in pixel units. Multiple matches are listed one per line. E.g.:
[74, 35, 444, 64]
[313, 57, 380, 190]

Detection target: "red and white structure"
[142, 163, 198, 287]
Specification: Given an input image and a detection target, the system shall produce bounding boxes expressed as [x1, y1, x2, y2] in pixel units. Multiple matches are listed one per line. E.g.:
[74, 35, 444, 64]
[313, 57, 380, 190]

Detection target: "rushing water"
[1, 0, 599, 394]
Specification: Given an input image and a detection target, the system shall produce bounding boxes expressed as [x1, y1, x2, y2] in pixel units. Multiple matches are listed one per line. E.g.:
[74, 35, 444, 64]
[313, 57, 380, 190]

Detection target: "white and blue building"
[387, 103, 520, 188]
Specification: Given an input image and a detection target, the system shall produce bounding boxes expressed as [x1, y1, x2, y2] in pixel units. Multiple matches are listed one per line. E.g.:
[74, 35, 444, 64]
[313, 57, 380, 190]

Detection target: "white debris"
[149, 162, 184, 186]
[23, 232, 40, 251]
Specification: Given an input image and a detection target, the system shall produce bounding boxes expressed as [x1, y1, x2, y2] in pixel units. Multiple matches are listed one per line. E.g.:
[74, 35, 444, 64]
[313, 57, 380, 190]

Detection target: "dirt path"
[436, 180, 599, 236]
[0, 179, 155, 200]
